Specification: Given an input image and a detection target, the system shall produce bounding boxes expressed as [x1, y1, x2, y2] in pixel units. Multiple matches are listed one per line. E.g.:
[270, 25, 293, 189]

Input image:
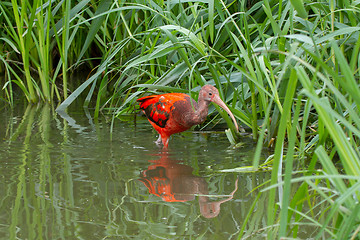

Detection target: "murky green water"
[0, 104, 272, 239]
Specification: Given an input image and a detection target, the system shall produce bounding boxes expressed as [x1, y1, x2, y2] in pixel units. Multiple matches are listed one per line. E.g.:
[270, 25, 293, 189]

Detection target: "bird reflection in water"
[139, 153, 238, 218]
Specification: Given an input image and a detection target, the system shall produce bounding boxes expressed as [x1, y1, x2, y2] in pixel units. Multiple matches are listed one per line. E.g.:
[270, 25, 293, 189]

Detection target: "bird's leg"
[155, 134, 169, 148]
[155, 135, 162, 145]
[162, 137, 169, 148]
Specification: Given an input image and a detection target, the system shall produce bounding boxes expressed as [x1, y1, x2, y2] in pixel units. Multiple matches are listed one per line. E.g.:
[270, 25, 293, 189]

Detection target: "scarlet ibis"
[137, 85, 239, 148]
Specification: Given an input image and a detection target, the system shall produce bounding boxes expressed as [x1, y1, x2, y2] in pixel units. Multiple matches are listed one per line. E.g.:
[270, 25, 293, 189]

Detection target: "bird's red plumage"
[137, 93, 195, 147]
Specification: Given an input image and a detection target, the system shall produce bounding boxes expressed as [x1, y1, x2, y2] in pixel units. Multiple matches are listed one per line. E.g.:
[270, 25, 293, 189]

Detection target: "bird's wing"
[137, 94, 181, 128]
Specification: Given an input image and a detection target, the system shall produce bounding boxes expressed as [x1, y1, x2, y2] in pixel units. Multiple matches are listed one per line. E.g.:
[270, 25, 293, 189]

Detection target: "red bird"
[137, 85, 239, 148]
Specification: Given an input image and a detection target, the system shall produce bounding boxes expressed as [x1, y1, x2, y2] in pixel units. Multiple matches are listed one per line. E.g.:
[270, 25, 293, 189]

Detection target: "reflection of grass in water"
[5, 105, 81, 239]
[9, 106, 35, 239]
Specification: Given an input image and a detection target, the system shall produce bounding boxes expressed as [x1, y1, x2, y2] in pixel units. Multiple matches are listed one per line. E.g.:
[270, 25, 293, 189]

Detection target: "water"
[0, 104, 271, 239]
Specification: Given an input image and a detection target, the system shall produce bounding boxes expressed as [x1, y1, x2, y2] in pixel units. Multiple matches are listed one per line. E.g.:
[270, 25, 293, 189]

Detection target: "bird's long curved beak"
[212, 94, 239, 132]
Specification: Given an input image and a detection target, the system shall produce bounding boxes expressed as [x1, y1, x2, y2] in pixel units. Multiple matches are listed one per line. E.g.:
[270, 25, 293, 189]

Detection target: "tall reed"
[0, 0, 93, 103]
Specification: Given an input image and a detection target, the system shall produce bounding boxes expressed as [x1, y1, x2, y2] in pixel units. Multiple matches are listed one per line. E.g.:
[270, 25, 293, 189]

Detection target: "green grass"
[1, 0, 360, 238]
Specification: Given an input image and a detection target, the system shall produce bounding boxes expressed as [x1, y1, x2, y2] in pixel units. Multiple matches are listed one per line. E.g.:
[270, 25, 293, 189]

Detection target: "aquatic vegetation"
[0, 0, 360, 238]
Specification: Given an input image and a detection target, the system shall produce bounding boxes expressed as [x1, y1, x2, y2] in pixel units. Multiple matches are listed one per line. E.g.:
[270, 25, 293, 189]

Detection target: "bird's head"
[199, 85, 219, 102]
[199, 85, 239, 132]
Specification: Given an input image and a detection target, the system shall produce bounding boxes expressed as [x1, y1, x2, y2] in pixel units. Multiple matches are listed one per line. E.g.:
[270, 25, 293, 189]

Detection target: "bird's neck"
[192, 100, 210, 125]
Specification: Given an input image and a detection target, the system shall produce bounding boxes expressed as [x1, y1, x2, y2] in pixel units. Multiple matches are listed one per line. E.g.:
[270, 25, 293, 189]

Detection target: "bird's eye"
[209, 92, 213, 96]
